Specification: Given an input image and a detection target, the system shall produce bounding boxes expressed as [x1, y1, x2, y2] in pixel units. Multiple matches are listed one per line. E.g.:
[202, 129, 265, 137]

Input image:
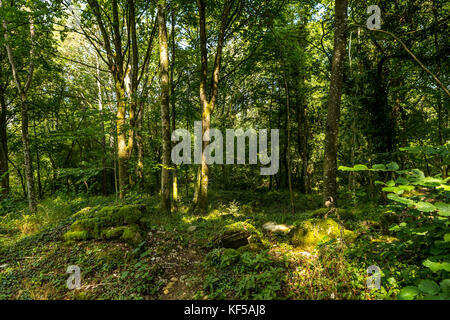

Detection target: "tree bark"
[0, 83, 9, 195]
[1, 2, 37, 211]
[322, 0, 348, 206]
[193, 0, 232, 214]
[158, 0, 171, 214]
[170, 9, 179, 202]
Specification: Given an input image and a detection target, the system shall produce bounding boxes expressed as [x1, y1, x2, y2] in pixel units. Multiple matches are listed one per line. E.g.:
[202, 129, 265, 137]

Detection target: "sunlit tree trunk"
[170, 8, 178, 202]
[323, 0, 348, 206]
[158, 0, 171, 214]
[193, 0, 231, 214]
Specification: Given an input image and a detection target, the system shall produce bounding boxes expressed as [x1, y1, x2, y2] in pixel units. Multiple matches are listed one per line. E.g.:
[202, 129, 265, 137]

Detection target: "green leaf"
[439, 279, 450, 296]
[372, 164, 386, 171]
[386, 162, 400, 171]
[354, 164, 369, 171]
[387, 193, 415, 206]
[382, 186, 404, 194]
[398, 286, 420, 300]
[415, 202, 437, 213]
[386, 180, 396, 187]
[398, 185, 415, 192]
[435, 202, 450, 217]
[444, 234, 450, 242]
[423, 259, 450, 272]
[418, 279, 440, 295]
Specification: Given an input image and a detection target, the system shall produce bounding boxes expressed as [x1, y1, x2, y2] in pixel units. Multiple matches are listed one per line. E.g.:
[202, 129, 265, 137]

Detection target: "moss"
[311, 208, 355, 221]
[290, 218, 356, 248]
[121, 225, 143, 247]
[217, 221, 262, 249]
[102, 226, 127, 239]
[311, 208, 330, 218]
[63, 230, 90, 242]
[371, 235, 399, 243]
[62, 204, 147, 246]
[236, 243, 261, 254]
[72, 206, 96, 218]
[223, 221, 258, 234]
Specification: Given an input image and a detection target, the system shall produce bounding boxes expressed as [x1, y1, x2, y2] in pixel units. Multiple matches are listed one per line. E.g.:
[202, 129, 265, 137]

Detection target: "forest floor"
[0, 189, 414, 300]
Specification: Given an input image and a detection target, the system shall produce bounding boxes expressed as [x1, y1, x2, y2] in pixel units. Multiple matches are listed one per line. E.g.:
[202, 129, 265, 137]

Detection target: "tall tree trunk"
[96, 55, 108, 195]
[158, 0, 171, 214]
[33, 120, 42, 199]
[322, 0, 348, 206]
[296, 78, 308, 194]
[170, 8, 178, 202]
[193, 0, 231, 214]
[2, 3, 37, 211]
[136, 103, 145, 187]
[0, 86, 9, 195]
[284, 74, 295, 214]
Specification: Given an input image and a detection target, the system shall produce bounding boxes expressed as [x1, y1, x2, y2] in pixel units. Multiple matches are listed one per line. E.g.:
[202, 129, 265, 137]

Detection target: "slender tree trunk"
[2, 4, 37, 211]
[0, 86, 9, 195]
[296, 78, 308, 194]
[136, 103, 145, 187]
[96, 55, 108, 195]
[322, 0, 348, 206]
[170, 9, 178, 202]
[158, 0, 171, 214]
[193, 0, 231, 214]
[33, 120, 42, 199]
[284, 74, 295, 214]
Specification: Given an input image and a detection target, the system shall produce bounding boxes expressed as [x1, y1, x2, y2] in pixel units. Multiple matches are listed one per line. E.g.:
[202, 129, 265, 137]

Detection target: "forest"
[0, 0, 448, 301]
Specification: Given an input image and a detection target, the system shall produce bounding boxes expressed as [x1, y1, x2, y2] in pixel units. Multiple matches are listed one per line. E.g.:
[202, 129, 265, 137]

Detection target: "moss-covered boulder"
[290, 218, 356, 248]
[62, 204, 147, 246]
[216, 221, 261, 249]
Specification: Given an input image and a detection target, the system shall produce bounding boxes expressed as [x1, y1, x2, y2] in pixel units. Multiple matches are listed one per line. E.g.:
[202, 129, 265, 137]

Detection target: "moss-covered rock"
[62, 204, 147, 247]
[63, 230, 89, 242]
[121, 225, 143, 246]
[290, 218, 356, 248]
[216, 221, 261, 249]
[236, 243, 262, 254]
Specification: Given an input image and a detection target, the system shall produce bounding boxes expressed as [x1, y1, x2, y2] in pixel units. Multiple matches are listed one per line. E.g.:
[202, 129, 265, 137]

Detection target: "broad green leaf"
[386, 162, 400, 171]
[440, 279, 450, 296]
[372, 164, 386, 171]
[398, 286, 420, 300]
[354, 164, 369, 171]
[444, 234, 450, 242]
[395, 177, 409, 184]
[423, 259, 450, 272]
[387, 193, 415, 206]
[418, 279, 440, 295]
[398, 185, 415, 191]
[382, 187, 404, 194]
[415, 202, 437, 213]
[386, 180, 396, 187]
[435, 202, 450, 217]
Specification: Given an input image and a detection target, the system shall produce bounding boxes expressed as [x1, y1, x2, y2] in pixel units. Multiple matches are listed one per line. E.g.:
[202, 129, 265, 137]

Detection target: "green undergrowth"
[1, 189, 447, 300]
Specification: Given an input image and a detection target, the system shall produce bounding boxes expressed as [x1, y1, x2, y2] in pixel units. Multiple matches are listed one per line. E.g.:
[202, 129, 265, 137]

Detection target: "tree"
[322, 0, 348, 206]
[192, 0, 233, 214]
[1, 1, 37, 211]
[158, 0, 171, 214]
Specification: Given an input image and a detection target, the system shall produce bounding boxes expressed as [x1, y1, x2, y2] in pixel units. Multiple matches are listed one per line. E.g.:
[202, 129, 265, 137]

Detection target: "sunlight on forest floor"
[0, 190, 437, 300]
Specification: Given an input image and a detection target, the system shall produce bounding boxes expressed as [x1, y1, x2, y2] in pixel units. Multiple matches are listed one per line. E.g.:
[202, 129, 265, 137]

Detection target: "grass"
[0, 189, 416, 300]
